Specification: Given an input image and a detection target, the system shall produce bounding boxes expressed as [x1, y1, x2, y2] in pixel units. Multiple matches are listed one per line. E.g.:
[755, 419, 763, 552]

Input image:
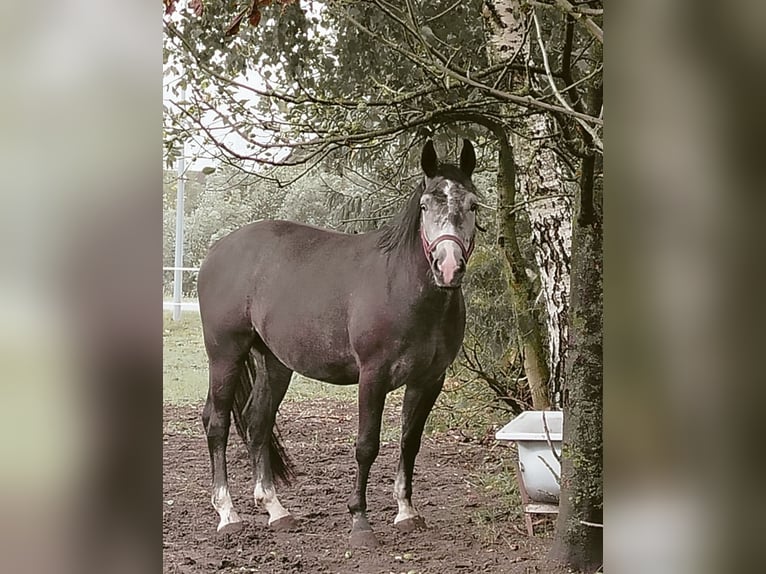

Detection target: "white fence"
[162, 300, 200, 312]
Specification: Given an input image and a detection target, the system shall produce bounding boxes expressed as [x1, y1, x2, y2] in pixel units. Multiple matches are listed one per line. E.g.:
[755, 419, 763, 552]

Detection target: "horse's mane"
[376, 180, 425, 254]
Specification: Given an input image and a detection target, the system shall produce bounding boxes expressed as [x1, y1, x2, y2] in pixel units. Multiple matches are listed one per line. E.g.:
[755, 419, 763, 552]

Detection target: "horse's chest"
[349, 288, 465, 387]
[386, 333, 460, 389]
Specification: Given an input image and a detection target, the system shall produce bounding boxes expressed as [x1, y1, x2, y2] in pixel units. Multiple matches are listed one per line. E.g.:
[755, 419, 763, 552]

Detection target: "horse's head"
[419, 139, 479, 289]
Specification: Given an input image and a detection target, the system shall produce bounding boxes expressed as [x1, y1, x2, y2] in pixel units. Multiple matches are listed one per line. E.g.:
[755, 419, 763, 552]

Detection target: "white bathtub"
[495, 410, 563, 504]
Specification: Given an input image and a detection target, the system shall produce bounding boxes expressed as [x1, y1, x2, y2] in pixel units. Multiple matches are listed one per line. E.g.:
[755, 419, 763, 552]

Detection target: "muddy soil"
[163, 400, 567, 574]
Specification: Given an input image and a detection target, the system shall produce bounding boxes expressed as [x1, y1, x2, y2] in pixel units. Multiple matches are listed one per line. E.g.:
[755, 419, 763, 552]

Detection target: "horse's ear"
[421, 140, 438, 178]
[460, 139, 476, 177]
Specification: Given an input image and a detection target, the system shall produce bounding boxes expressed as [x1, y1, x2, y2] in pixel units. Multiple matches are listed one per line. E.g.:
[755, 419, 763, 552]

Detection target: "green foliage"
[164, 0, 511, 175]
[164, 0, 601, 173]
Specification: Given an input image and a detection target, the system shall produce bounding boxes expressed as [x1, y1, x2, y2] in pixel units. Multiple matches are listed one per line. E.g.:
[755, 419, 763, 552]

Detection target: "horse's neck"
[386, 246, 460, 311]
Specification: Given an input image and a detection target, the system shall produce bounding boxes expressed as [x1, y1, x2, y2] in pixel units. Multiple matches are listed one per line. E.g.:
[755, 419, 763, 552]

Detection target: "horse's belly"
[256, 325, 359, 385]
[288, 354, 359, 386]
[248, 277, 360, 384]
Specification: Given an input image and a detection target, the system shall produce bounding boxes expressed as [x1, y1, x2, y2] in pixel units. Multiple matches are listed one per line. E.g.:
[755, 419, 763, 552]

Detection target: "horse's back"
[200, 219, 357, 289]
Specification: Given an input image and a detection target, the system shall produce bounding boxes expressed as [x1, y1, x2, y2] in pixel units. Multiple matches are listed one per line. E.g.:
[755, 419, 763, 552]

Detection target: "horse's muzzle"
[431, 245, 466, 288]
[421, 229, 471, 288]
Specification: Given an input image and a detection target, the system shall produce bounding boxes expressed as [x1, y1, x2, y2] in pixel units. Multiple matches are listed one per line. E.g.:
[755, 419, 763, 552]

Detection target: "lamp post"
[172, 154, 185, 321]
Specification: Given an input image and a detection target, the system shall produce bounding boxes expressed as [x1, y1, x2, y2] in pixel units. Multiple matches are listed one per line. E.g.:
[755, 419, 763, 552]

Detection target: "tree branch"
[528, 0, 603, 43]
[553, 0, 603, 43]
[532, 11, 602, 150]
[339, 11, 602, 126]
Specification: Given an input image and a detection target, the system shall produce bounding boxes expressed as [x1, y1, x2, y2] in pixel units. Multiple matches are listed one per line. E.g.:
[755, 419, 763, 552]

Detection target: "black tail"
[231, 351, 295, 486]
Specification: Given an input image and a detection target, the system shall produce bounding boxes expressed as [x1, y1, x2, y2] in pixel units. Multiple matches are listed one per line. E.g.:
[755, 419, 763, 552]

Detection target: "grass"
[468, 454, 525, 543]
[163, 312, 209, 405]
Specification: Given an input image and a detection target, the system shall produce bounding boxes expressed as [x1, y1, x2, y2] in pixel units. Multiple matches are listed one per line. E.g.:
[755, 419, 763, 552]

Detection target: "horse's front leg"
[394, 375, 445, 532]
[347, 372, 387, 548]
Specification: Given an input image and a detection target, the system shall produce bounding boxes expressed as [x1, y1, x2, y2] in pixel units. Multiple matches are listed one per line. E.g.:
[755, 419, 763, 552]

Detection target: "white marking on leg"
[212, 486, 242, 531]
[393, 469, 419, 524]
[254, 480, 290, 525]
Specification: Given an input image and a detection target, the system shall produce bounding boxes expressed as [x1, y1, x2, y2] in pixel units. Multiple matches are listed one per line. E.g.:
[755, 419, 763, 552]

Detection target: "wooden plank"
[524, 503, 559, 514]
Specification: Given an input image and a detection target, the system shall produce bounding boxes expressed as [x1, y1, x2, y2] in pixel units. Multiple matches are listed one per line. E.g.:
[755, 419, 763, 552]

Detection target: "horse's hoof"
[349, 529, 379, 548]
[395, 516, 427, 533]
[269, 515, 298, 531]
[217, 521, 244, 536]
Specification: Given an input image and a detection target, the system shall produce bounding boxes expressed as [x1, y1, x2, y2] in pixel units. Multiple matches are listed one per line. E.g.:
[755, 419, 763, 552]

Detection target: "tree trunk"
[550, 150, 603, 572]
[494, 128, 551, 410]
[483, 1, 602, 568]
[513, 114, 572, 409]
[485, 0, 572, 407]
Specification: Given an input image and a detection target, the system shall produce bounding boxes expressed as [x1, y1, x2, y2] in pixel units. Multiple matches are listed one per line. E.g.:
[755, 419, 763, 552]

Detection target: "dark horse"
[199, 140, 480, 547]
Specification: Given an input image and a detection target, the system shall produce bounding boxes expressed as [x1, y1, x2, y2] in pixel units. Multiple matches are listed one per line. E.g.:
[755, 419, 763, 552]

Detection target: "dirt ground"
[163, 399, 569, 574]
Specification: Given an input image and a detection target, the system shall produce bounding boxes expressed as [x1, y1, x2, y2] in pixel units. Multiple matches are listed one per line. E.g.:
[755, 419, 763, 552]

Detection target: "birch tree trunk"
[493, 126, 551, 411]
[514, 114, 573, 408]
[484, 0, 572, 407]
[482, 1, 551, 410]
[485, 1, 603, 569]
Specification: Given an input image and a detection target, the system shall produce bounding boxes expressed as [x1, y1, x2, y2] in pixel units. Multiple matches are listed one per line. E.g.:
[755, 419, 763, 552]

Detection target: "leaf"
[163, 0, 178, 15]
[225, 10, 247, 37]
[189, 0, 204, 17]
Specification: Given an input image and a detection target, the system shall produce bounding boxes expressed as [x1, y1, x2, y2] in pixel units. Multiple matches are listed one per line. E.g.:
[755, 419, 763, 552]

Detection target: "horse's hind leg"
[248, 340, 295, 529]
[201, 332, 253, 534]
[393, 376, 445, 532]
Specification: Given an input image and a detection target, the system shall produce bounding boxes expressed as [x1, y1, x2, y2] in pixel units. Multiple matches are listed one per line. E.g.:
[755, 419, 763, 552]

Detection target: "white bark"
[484, 0, 572, 407]
[515, 113, 572, 408]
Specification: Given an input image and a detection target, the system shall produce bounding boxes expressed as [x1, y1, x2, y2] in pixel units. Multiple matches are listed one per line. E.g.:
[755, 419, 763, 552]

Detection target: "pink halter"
[420, 226, 475, 263]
